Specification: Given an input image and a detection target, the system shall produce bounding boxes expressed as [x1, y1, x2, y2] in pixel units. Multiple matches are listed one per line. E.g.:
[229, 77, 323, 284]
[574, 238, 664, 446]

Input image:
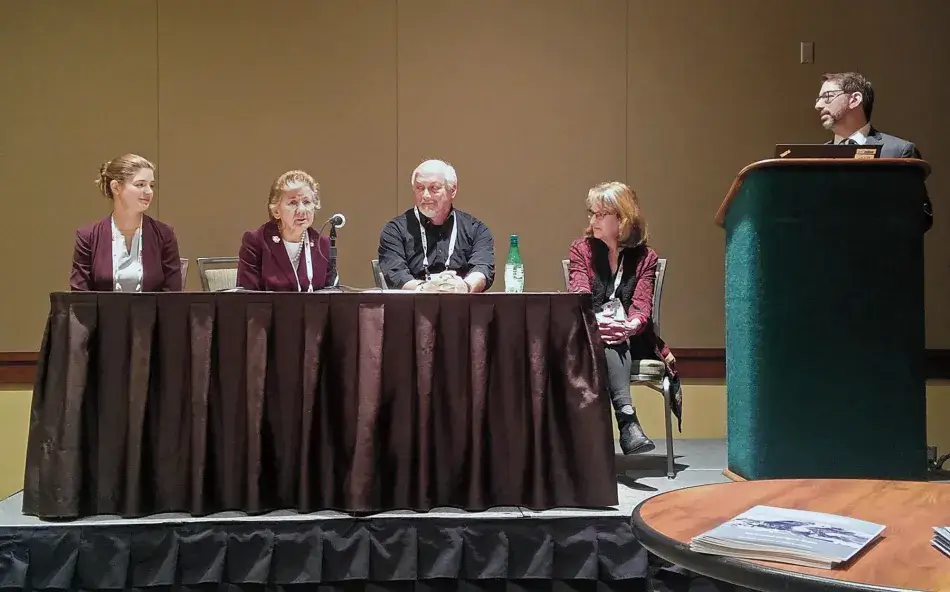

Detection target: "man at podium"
[814, 71, 933, 231]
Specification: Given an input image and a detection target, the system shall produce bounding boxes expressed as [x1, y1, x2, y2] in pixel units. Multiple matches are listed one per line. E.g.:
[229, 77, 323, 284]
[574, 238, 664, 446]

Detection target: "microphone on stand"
[326, 213, 346, 286]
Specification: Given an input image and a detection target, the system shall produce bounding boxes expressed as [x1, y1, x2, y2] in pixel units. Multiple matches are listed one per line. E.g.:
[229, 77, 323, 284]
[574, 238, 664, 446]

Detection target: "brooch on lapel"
[309, 241, 315, 247]
[272, 236, 280, 243]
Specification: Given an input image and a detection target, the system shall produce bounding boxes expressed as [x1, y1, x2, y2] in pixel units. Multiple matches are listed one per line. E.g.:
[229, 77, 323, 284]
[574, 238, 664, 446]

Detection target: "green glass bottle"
[504, 234, 524, 293]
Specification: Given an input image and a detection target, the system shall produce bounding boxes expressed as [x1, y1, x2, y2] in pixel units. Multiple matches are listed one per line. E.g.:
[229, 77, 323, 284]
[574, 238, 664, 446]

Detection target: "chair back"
[180, 258, 190, 287]
[196, 257, 239, 291]
[561, 257, 668, 334]
[652, 258, 667, 336]
[371, 259, 388, 289]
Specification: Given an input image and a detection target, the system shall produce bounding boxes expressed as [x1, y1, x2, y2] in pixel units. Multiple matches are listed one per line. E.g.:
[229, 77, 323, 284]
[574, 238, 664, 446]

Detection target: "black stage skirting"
[0, 511, 739, 591]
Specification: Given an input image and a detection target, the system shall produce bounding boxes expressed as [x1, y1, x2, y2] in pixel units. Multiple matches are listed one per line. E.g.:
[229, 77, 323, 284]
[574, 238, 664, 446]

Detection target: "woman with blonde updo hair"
[567, 181, 682, 455]
[236, 170, 333, 291]
[70, 153, 182, 292]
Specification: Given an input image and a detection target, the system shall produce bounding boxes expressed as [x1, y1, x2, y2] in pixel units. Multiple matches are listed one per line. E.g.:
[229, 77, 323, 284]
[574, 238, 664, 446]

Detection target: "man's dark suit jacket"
[237, 220, 332, 291]
[830, 126, 933, 232]
[70, 215, 183, 291]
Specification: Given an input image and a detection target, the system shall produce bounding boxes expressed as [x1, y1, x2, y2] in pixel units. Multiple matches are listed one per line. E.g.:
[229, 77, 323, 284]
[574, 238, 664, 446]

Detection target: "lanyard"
[111, 217, 143, 292]
[605, 253, 626, 321]
[611, 252, 625, 297]
[414, 207, 457, 279]
[291, 239, 314, 293]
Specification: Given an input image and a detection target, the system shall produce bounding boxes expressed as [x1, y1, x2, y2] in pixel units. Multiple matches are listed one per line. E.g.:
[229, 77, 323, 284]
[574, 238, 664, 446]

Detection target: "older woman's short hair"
[410, 159, 458, 190]
[267, 170, 320, 220]
[584, 181, 649, 248]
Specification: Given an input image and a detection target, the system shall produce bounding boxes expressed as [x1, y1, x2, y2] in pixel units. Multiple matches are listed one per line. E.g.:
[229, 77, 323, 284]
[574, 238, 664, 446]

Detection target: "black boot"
[618, 409, 655, 455]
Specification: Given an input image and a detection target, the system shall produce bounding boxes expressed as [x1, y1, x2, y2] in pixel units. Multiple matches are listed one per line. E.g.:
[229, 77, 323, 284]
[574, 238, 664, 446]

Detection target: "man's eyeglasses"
[816, 90, 849, 104]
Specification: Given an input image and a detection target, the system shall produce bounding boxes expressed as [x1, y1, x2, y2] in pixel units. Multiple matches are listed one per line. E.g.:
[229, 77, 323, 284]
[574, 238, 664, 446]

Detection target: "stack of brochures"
[933, 527, 950, 557]
[689, 505, 885, 569]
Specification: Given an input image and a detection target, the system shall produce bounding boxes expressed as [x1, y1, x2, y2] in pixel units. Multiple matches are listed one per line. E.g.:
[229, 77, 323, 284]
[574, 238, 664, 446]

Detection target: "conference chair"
[371, 259, 387, 289]
[561, 258, 677, 478]
[196, 257, 239, 292]
[180, 258, 190, 287]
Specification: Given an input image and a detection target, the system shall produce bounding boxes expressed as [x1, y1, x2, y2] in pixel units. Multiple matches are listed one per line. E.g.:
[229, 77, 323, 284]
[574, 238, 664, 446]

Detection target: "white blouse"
[282, 237, 314, 292]
[112, 217, 143, 293]
[283, 239, 302, 267]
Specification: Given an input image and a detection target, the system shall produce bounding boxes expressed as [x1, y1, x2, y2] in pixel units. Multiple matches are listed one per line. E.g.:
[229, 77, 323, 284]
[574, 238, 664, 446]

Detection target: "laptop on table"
[773, 143, 883, 159]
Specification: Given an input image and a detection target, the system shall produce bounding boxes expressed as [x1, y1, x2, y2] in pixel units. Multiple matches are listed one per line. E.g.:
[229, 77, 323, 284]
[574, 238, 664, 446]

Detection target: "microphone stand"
[328, 223, 338, 286]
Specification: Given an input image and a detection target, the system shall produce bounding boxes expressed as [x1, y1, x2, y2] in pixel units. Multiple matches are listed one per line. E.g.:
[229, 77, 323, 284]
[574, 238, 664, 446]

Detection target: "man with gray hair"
[377, 159, 495, 292]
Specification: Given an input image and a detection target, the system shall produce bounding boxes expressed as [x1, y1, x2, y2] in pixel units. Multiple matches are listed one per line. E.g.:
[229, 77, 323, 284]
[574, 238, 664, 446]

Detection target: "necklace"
[289, 232, 306, 270]
[280, 226, 314, 292]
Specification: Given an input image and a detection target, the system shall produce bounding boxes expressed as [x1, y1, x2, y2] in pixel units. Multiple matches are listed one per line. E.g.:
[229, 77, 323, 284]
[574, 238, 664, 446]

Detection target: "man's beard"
[418, 205, 440, 218]
[821, 111, 838, 130]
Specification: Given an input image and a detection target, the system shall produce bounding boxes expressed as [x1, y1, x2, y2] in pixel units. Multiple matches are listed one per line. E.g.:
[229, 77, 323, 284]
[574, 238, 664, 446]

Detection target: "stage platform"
[0, 440, 733, 591]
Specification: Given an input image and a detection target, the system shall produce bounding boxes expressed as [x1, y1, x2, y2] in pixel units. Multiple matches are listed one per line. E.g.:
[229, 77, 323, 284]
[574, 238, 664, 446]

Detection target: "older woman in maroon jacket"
[70, 154, 182, 292]
[237, 170, 333, 292]
[567, 181, 682, 455]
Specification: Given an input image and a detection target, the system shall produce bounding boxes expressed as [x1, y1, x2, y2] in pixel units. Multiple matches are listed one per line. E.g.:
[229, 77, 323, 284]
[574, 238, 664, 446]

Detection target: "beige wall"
[0, 389, 33, 499]
[1, 0, 948, 353]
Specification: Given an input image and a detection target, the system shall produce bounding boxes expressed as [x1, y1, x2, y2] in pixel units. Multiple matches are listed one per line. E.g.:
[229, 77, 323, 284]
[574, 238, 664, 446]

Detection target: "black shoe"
[618, 415, 655, 455]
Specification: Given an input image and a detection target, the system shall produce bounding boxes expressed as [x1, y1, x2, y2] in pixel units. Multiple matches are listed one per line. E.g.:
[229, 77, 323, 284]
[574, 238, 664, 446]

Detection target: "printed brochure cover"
[690, 505, 886, 569]
[933, 527, 950, 558]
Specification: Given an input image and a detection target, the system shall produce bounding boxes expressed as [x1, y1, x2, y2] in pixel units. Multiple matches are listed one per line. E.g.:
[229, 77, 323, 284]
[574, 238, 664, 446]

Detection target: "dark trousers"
[604, 342, 634, 421]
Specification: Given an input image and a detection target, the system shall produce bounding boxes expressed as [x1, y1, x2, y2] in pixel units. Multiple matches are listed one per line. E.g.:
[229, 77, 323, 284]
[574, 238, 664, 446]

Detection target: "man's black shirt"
[377, 207, 495, 289]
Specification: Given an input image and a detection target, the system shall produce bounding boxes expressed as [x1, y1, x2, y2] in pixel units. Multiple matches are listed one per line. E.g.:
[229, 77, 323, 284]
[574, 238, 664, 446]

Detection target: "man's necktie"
[840, 138, 858, 145]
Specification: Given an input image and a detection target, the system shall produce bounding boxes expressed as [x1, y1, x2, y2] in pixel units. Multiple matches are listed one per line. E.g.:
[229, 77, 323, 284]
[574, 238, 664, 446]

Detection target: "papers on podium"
[689, 505, 885, 569]
[933, 527, 950, 558]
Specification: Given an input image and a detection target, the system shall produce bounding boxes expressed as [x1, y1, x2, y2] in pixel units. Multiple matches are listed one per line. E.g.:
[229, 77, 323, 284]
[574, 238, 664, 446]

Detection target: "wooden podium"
[716, 158, 930, 481]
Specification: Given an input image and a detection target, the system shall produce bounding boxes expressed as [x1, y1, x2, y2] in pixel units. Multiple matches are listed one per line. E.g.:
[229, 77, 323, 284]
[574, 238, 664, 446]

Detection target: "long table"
[22, 291, 618, 519]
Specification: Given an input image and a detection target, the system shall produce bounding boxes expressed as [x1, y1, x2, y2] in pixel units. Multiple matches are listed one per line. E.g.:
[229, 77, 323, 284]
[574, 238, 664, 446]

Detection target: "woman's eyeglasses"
[587, 209, 616, 220]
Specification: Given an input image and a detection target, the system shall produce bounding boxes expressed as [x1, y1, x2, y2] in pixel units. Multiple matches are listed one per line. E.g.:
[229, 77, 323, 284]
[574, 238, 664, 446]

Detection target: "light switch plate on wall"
[800, 42, 814, 64]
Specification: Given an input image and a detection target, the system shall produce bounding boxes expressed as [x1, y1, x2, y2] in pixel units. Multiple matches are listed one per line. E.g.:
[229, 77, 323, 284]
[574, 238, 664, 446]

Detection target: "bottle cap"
[509, 234, 519, 244]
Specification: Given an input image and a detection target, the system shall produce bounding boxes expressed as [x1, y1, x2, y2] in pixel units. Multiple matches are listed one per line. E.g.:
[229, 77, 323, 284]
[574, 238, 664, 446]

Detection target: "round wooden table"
[631, 479, 950, 592]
